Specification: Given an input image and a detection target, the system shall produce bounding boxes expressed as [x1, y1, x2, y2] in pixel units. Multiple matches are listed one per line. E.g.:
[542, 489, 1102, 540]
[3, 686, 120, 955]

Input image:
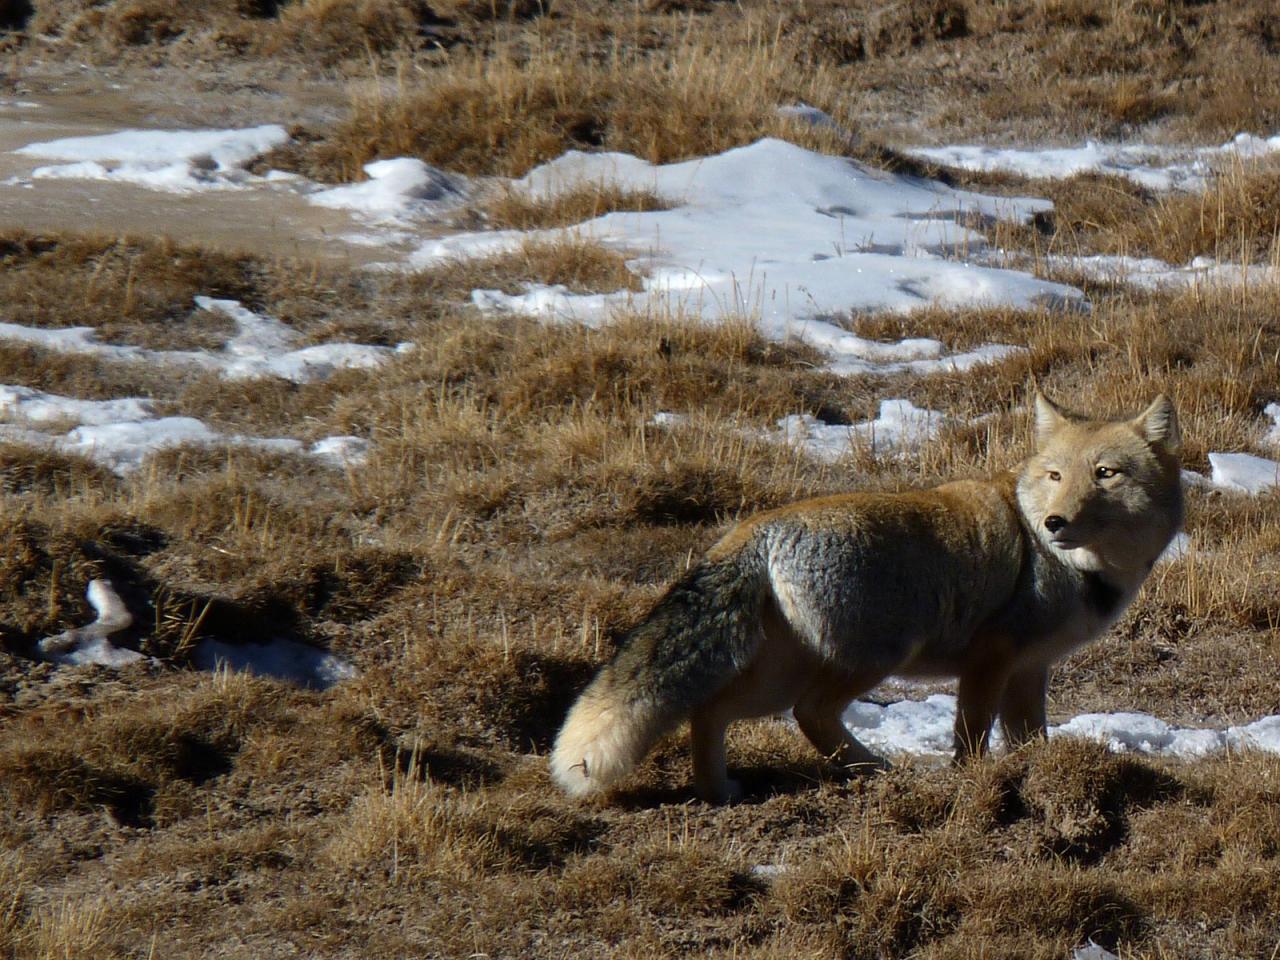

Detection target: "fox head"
[1015, 392, 1184, 574]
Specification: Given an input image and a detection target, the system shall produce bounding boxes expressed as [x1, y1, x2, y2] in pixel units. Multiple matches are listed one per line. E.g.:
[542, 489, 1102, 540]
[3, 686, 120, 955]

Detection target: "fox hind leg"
[793, 668, 892, 774]
[687, 630, 815, 803]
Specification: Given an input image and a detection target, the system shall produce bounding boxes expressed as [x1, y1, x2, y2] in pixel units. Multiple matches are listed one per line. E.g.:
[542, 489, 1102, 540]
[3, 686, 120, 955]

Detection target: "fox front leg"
[953, 663, 1012, 761]
[998, 664, 1049, 749]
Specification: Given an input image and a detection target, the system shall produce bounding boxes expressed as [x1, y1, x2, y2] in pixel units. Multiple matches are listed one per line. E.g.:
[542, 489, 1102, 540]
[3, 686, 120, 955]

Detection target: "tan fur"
[551, 393, 1184, 802]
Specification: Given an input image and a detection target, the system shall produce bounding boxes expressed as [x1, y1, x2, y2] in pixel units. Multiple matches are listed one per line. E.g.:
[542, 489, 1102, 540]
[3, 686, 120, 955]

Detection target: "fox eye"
[1047, 470, 1061, 482]
[1095, 466, 1119, 480]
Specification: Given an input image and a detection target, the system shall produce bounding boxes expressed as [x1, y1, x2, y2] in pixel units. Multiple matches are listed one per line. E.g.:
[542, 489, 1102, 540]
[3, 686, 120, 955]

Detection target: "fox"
[550, 392, 1184, 803]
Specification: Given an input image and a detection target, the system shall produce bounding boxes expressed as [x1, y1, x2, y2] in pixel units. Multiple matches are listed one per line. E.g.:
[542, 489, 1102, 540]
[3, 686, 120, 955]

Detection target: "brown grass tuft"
[478, 183, 670, 230]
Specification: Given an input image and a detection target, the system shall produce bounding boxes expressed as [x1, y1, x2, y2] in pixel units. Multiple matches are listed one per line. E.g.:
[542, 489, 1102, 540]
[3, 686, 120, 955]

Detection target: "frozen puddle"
[38, 579, 356, 689]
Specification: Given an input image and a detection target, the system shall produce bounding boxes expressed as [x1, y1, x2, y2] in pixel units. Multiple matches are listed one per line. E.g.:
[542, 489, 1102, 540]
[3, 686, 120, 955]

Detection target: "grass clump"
[298, 27, 852, 180]
[479, 184, 671, 230]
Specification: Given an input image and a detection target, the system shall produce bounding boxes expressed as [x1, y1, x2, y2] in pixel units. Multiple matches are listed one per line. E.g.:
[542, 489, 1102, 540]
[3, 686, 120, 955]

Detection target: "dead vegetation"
[0, 220, 1277, 955]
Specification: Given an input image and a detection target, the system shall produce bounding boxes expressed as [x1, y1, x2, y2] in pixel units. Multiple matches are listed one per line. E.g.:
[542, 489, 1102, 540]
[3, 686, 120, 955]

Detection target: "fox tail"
[550, 545, 766, 796]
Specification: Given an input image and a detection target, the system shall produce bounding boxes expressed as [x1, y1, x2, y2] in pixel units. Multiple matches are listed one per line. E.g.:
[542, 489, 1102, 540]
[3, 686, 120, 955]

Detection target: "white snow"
[654, 398, 949, 462]
[1042, 252, 1280, 292]
[910, 133, 1280, 192]
[37, 579, 356, 686]
[309, 157, 468, 222]
[1208, 452, 1280, 494]
[1264, 402, 1280, 447]
[38, 579, 142, 667]
[1155, 531, 1192, 565]
[0, 297, 402, 384]
[15, 125, 290, 192]
[1072, 942, 1120, 960]
[412, 139, 1082, 374]
[775, 399, 947, 460]
[0, 384, 371, 475]
[0, 384, 154, 426]
[840, 694, 1280, 760]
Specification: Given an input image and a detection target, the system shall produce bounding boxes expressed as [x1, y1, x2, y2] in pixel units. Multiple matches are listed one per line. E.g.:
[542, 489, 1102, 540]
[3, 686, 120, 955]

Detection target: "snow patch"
[840, 694, 1280, 760]
[1264, 402, 1280, 447]
[654, 398, 948, 463]
[0, 385, 370, 475]
[911, 133, 1280, 192]
[309, 157, 468, 223]
[0, 297, 401, 384]
[1208, 452, 1280, 494]
[1043, 252, 1280, 292]
[776, 399, 947, 460]
[410, 139, 1082, 372]
[37, 579, 143, 667]
[15, 125, 290, 193]
[194, 638, 358, 690]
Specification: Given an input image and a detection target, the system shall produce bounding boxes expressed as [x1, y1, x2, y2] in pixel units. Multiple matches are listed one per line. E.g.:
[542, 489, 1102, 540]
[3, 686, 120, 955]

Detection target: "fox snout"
[1043, 514, 1068, 533]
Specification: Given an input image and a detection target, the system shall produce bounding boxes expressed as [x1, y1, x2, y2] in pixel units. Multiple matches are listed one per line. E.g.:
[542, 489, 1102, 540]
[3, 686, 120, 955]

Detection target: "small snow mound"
[310, 158, 467, 222]
[1072, 942, 1120, 960]
[310, 435, 372, 467]
[1208, 451, 1280, 494]
[1264, 402, 1280, 447]
[776, 103, 840, 130]
[38, 579, 145, 668]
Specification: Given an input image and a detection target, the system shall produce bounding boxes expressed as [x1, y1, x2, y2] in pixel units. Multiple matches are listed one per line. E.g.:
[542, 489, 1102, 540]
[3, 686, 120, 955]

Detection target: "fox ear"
[1133, 394, 1181, 452]
[1032, 391, 1068, 447]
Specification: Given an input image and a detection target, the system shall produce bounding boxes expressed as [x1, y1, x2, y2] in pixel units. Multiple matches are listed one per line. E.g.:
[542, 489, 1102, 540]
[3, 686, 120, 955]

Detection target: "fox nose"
[1044, 515, 1068, 533]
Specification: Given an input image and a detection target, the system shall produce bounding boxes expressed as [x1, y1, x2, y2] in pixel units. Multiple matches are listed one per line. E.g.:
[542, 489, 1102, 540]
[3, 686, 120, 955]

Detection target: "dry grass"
[3, 2, 1280, 956]
[290, 27, 854, 181]
[0, 219, 1278, 956]
[478, 183, 671, 231]
[981, 155, 1280, 267]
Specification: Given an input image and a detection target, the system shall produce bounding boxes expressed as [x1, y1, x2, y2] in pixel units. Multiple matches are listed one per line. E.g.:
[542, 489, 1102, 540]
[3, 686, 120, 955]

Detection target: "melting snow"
[410, 138, 1081, 375]
[309, 157, 468, 223]
[654, 398, 948, 462]
[0, 297, 402, 385]
[38, 579, 141, 667]
[193, 637, 358, 690]
[910, 132, 1280, 192]
[14, 125, 290, 192]
[36, 580, 356, 688]
[1042, 252, 1280, 292]
[1208, 452, 1280, 494]
[0, 391, 370, 475]
[841, 694, 1280, 760]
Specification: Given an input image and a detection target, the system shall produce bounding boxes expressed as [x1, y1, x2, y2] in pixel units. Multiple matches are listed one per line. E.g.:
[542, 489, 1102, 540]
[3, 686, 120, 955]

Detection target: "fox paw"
[696, 777, 743, 804]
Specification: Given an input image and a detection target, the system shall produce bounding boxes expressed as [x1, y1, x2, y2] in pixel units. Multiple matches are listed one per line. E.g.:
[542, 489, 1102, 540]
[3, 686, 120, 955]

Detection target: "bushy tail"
[550, 544, 766, 797]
